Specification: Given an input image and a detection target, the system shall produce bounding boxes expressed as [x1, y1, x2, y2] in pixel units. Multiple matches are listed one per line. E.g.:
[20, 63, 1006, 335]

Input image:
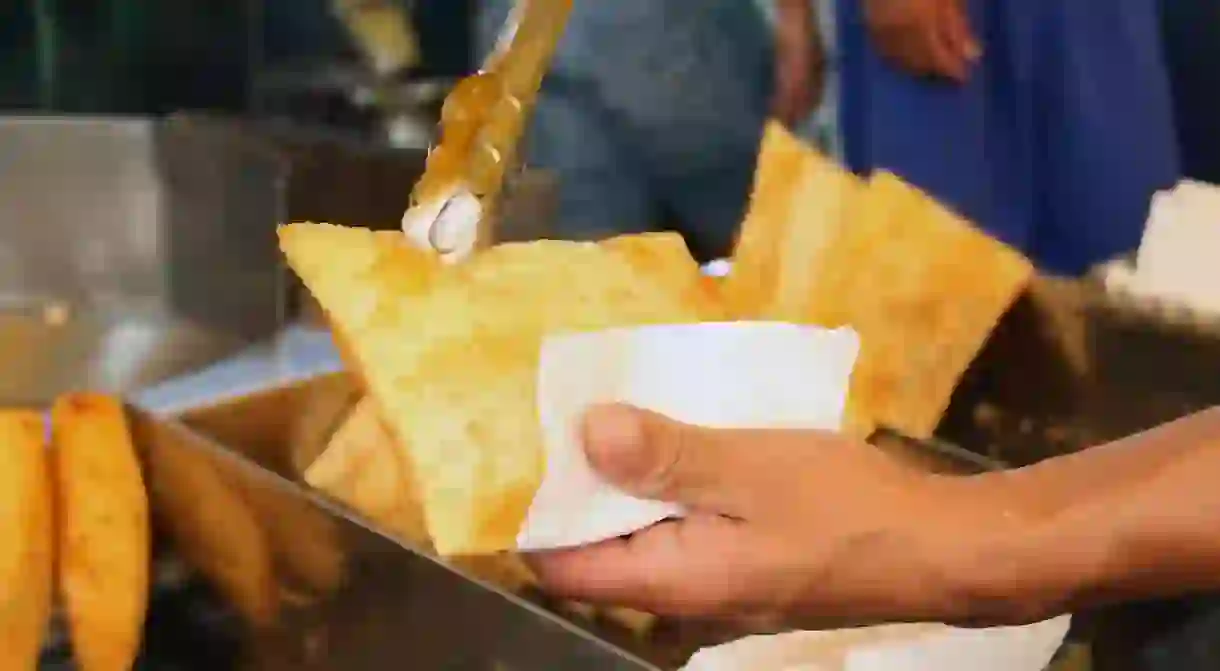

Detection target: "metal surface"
[166, 374, 1006, 670]
[0, 117, 252, 406]
[117, 404, 657, 671]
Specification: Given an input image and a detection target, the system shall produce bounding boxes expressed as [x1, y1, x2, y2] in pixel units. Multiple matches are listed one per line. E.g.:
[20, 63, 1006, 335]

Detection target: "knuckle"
[646, 423, 690, 497]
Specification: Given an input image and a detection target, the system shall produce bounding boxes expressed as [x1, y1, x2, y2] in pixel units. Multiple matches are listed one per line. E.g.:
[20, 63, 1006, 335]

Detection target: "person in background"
[475, 0, 825, 262]
[837, 0, 1180, 276]
[530, 403, 1220, 627]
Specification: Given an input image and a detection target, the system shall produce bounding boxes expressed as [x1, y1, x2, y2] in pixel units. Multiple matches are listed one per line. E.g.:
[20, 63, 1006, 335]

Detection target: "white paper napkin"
[679, 616, 1071, 671]
[518, 322, 860, 552]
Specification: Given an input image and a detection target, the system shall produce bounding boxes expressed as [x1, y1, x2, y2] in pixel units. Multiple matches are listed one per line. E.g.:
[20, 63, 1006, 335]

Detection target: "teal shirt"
[476, 0, 775, 261]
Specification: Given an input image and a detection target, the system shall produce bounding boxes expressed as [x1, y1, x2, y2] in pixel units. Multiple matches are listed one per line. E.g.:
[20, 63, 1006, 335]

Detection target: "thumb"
[580, 403, 785, 517]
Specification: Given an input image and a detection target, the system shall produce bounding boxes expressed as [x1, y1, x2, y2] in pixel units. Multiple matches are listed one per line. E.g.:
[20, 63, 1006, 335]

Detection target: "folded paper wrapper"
[522, 321, 1069, 670]
[1103, 179, 1220, 315]
[521, 322, 859, 551]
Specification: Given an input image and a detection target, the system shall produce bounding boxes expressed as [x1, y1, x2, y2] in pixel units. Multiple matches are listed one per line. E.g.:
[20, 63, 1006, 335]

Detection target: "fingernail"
[582, 404, 650, 487]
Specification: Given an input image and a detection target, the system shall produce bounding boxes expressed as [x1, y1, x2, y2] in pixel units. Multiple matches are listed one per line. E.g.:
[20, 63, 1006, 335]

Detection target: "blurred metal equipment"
[0, 114, 551, 407]
[250, 0, 470, 149]
[0, 116, 255, 406]
[331, 0, 421, 76]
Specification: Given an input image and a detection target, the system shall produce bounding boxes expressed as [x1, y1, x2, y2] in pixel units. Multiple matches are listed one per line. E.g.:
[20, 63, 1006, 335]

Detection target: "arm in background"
[770, 0, 825, 126]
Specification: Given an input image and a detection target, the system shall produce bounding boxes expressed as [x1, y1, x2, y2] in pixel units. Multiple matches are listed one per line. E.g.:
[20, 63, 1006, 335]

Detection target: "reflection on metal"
[0, 117, 274, 406]
[0, 295, 245, 409]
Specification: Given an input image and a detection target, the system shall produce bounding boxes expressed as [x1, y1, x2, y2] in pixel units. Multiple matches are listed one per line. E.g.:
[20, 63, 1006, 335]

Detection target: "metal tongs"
[401, 0, 573, 262]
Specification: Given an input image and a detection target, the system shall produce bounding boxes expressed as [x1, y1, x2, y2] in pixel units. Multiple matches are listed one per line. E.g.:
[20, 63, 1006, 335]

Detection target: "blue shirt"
[837, 0, 1180, 276]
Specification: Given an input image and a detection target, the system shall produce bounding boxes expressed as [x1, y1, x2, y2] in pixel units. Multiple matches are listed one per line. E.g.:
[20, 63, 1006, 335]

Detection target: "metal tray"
[125, 374, 999, 671]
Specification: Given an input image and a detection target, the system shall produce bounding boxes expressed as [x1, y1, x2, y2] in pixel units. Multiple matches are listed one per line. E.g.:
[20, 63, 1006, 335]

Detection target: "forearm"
[935, 408, 1220, 624]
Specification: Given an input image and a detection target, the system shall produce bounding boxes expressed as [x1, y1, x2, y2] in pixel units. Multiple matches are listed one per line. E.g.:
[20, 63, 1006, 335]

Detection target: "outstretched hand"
[527, 404, 997, 622]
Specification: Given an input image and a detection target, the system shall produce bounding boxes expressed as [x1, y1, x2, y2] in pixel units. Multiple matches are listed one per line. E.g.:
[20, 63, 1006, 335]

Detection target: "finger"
[527, 515, 779, 617]
[926, 1, 969, 81]
[939, 0, 981, 63]
[867, 0, 936, 77]
[910, 13, 961, 81]
[581, 404, 828, 518]
[891, 30, 936, 77]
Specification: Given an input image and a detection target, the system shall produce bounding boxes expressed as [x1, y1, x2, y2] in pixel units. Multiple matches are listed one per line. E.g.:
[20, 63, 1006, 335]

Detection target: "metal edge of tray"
[871, 427, 1003, 473]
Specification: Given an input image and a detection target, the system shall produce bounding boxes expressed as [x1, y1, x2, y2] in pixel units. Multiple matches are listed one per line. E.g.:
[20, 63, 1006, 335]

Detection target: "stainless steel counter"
[0, 116, 296, 406]
[133, 324, 342, 415]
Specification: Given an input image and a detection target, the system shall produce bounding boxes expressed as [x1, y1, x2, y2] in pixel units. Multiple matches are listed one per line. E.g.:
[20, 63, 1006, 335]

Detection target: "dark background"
[0, 0, 473, 115]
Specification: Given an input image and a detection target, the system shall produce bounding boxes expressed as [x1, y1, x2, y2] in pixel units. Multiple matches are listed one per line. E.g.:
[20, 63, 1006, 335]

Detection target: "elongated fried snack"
[51, 394, 149, 671]
[280, 224, 715, 555]
[231, 477, 347, 600]
[0, 410, 53, 670]
[136, 417, 279, 629]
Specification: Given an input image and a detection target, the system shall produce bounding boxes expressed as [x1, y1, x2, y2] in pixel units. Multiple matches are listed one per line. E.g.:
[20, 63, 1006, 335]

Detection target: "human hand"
[863, 0, 980, 82]
[771, 23, 826, 128]
[770, 0, 826, 128]
[527, 404, 994, 622]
